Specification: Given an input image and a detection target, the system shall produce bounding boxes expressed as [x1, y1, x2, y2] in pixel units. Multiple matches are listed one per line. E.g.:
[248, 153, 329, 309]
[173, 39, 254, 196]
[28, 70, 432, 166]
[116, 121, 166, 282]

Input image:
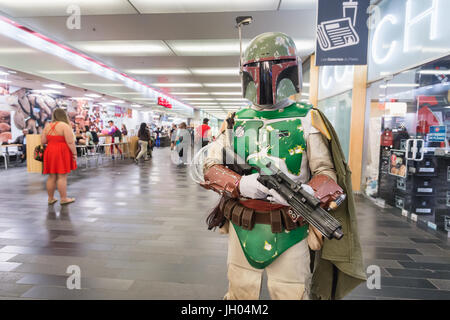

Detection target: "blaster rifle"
[223, 147, 344, 240]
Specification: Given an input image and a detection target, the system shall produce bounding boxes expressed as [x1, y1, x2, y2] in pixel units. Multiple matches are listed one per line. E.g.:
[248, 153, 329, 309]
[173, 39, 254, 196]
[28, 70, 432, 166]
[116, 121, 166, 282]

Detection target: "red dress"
[43, 124, 77, 174]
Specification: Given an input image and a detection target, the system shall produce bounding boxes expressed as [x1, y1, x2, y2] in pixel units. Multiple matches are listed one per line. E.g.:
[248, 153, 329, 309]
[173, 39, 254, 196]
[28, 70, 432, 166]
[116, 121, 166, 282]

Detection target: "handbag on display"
[33, 144, 46, 162]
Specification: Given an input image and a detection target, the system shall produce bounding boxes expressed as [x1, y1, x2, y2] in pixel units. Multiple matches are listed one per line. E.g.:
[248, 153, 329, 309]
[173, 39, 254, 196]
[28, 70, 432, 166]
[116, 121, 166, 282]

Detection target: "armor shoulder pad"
[311, 109, 331, 140]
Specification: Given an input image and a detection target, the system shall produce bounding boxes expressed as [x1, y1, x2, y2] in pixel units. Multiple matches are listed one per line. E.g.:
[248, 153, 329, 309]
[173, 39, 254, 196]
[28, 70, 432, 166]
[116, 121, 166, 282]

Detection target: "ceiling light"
[167, 39, 244, 56]
[132, 98, 157, 101]
[39, 70, 90, 75]
[0, 47, 35, 54]
[204, 83, 241, 87]
[0, 71, 9, 76]
[171, 92, 209, 95]
[126, 68, 190, 75]
[153, 83, 202, 87]
[193, 102, 219, 105]
[419, 70, 450, 75]
[379, 84, 419, 88]
[112, 100, 125, 103]
[182, 98, 216, 101]
[7, 70, 16, 74]
[85, 93, 102, 98]
[31, 89, 61, 95]
[82, 83, 124, 87]
[71, 40, 171, 56]
[216, 98, 249, 101]
[131, 104, 143, 108]
[191, 68, 239, 76]
[71, 97, 93, 101]
[43, 84, 66, 89]
[110, 92, 143, 95]
[210, 92, 242, 95]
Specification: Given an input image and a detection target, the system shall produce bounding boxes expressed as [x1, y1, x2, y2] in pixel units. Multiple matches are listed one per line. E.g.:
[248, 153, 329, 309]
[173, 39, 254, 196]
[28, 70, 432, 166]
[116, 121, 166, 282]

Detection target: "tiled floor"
[0, 148, 449, 300]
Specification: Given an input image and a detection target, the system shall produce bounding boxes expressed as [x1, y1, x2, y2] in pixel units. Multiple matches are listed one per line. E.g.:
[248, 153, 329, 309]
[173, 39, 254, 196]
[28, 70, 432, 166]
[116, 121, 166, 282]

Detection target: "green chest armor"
[231, 102, 312, 269]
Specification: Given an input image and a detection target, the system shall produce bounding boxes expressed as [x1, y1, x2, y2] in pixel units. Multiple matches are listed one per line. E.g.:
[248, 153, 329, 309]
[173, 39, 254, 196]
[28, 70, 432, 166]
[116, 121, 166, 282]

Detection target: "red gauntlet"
[201, 165, 241, 198]
[307, 174, 345, 210]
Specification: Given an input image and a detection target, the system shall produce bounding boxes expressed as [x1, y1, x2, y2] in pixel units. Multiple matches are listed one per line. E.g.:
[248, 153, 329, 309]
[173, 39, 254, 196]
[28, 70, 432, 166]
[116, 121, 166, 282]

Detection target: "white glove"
[302, 184, 315, 196]
[267, 184, 315, 206]
[239, 173, 270, 199]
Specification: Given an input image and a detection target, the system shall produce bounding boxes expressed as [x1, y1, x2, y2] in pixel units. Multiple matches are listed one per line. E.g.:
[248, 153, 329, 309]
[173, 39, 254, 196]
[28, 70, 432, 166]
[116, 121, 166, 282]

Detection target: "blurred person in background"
[175, 122, 191, 164]
[41, 108, 77, 205]
[196, 118, 211, 147]
[121, 124, 128, 137]
[170, 123, 177, 150]
[107, 120, 123, 159]
[10, 128, 28, 162]
[135, 122, 151, 164]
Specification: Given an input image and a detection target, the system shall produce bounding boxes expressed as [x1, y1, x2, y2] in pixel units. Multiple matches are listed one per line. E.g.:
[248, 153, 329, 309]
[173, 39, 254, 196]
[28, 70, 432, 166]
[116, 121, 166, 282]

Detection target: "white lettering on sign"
[372, 14, 398, 64]
[404, 0, 439, 52]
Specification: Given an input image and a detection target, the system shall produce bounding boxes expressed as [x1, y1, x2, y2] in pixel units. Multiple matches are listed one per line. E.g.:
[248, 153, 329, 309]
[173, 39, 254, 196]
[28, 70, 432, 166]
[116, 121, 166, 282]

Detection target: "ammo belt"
[222, 198, 306, 233]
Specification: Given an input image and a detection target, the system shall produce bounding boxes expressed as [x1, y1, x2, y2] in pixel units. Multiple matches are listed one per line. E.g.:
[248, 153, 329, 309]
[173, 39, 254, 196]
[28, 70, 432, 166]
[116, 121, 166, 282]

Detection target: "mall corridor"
[0, 148, 448, 300]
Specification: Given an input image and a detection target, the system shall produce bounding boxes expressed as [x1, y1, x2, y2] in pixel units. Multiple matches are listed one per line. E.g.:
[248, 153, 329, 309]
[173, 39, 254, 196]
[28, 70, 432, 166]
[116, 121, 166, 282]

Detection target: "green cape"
[310, 108, 367, 300]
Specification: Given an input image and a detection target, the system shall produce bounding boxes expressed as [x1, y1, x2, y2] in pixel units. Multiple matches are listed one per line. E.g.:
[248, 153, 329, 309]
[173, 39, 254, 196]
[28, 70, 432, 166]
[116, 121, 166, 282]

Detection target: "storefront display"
[363, 54, 450, 233]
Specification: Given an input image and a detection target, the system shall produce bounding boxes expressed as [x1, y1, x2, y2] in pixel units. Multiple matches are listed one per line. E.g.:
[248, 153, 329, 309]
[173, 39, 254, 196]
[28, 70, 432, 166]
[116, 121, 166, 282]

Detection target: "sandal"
[60, 198, 76, 205]
[48, 199, 58, 205]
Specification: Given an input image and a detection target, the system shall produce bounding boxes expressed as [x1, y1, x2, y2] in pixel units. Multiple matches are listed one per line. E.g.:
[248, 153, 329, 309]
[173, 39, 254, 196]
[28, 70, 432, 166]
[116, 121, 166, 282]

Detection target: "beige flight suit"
[204, 109, 336, 300]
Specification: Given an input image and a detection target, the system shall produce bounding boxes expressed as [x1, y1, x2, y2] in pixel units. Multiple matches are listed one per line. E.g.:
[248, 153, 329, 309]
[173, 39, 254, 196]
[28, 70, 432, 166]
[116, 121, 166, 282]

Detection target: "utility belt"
[222, 198, 306, 233]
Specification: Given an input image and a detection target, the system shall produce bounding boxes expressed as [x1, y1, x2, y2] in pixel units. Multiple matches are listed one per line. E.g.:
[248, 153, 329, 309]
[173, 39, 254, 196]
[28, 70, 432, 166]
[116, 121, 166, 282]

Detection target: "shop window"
[317, 90, 352, 160]
[363, 53, 450, 233]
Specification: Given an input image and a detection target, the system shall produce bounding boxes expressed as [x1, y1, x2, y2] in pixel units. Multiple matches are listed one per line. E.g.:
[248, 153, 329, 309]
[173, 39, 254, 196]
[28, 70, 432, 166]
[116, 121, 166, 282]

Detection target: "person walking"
[135, 122, 151, 164]
[175, 122, 191, 164]
[170, 123, 177, 150]
[107, 120, 123, 159]
[196, 118, 211, 147]
[41, 108, 77, 205]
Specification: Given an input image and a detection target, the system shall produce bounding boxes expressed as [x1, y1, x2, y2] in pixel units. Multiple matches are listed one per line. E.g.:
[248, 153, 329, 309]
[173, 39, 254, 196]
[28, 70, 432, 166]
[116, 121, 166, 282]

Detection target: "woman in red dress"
[41, 108, 77, 205]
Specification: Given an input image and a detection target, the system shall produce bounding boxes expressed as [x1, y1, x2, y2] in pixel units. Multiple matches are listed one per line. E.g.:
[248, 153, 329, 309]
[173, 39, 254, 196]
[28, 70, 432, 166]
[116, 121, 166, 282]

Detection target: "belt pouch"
[281, 208, 297, 231]
[270, 210, 283, 233]
[241, 207, 255, 230]
[223, 199, 237, 220]
[231, 205, 245, 226]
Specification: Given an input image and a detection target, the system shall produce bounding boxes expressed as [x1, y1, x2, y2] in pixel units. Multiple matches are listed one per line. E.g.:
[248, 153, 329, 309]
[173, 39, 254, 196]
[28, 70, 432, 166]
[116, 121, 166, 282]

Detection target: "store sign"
[385, 102, 407, 116]
[368, 0, 450, 80]
[428, 125, 446, 142]
[315, 0, 370, 66]
[157, 97, 172, 109]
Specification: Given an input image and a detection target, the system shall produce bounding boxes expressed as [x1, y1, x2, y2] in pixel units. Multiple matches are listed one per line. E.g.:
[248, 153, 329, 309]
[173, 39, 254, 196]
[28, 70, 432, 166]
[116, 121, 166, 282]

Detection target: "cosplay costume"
[200, 32, 365, 300]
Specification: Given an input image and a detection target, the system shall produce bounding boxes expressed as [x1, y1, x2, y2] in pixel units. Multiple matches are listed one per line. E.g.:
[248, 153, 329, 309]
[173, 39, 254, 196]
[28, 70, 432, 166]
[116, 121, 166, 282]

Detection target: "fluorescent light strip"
[182, 98, 216, 101]
[112, 100, 125, 103]
[419, 70, 450, 75]
[110, 92, 143, 95]
[171, 92, 209, 95]
[82, 83, 124, 87]
[0, 16, 193, 117]
[204, 83, 241, 87]
[216, 98, 248, 101]
[210, 92, 242, 95]
[379, 84, 419, 88]
[32, 89, 61, 94]
[85, 93, 102, 98]
[43, 84, 66, 89]
[0, 71, 9, 76]
[126, 68, 190, 75]
[72, 97, 93, 101]
[191, 68, 239, 76]
[153, 83, 202, 87]
[193, 102, 219, 105]
[39, 70, 90, 75]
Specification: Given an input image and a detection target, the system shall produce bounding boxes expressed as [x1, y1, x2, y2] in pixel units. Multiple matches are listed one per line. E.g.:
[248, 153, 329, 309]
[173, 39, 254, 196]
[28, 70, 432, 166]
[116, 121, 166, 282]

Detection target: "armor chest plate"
[233, 117, 306, 176]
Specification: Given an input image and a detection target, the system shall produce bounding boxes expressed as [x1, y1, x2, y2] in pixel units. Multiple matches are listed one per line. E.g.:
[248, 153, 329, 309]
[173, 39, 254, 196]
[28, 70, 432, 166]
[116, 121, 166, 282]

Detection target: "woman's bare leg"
[47, 174, 57, 201]
[56, 173, 68, 200]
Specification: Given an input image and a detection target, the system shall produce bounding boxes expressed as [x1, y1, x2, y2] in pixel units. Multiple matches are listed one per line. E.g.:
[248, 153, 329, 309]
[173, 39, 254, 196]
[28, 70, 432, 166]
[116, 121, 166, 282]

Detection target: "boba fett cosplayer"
[198, 32, 366, 300]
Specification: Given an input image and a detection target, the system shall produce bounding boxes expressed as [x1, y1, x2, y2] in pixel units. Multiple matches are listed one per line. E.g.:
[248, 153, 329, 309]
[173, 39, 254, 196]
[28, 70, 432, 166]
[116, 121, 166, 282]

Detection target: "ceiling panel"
[69, 40, 173, 56]
[130, 0, 278, 14]
[279, 0, 317, 11]
[0, 0, 136, 17]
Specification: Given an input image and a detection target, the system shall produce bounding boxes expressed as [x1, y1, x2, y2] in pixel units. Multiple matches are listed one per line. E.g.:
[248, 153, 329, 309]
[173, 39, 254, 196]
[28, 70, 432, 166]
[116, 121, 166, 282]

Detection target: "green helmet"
[242, 32, 302, 108]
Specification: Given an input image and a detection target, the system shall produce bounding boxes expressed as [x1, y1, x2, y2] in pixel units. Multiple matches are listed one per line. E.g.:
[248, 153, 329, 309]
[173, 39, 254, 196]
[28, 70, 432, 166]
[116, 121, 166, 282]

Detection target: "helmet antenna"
[235, 16, 253, 75]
